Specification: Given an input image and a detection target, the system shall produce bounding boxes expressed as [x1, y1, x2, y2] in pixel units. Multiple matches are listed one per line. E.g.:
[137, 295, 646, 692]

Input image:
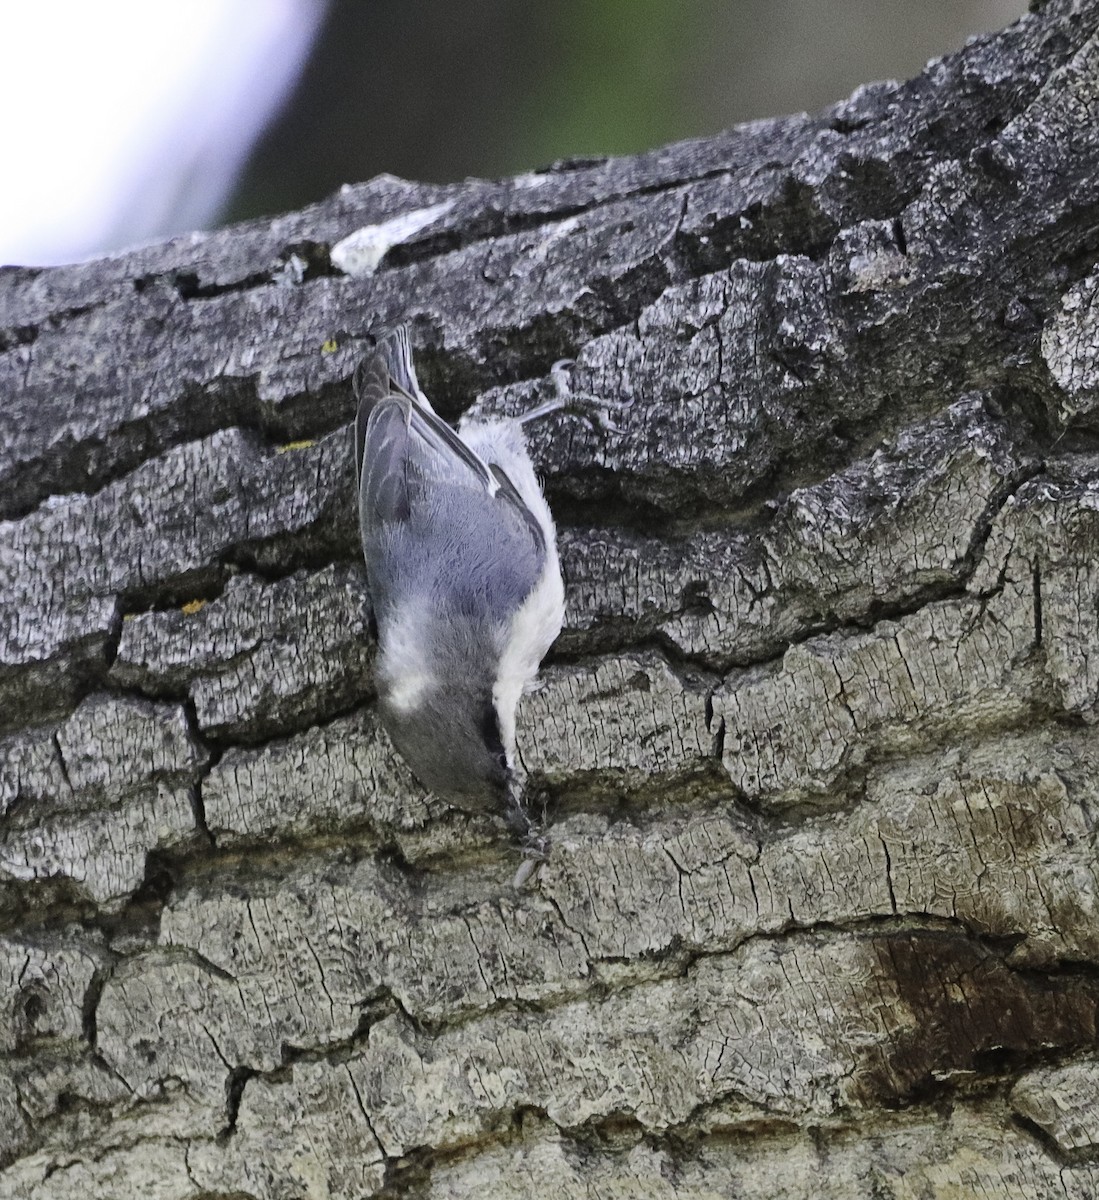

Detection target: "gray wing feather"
[352, 351, 392, 494]
[354, 327, 548, 623]
[360, 398, 413, 524]
[488, 464, 547, 555]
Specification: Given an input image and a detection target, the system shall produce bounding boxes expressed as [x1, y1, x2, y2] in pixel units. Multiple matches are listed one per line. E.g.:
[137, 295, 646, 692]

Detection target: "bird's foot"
[518, 358, 634, 434]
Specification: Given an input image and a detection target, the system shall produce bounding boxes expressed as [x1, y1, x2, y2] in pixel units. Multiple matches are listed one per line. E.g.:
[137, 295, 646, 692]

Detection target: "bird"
[353, 326, 569, 833]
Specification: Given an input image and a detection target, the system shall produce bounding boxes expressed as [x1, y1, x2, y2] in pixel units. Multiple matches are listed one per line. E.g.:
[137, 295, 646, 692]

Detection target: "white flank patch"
[330, 199, 456, 277]
[458, 417, 565, 761]
[493, 552, 566, 762]
[378, 606, 437, 713]
[387, 670, 434, 714]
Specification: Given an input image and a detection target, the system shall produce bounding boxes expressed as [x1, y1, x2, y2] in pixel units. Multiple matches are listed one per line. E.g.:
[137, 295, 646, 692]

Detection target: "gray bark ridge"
[5, 1, 1099, 1195]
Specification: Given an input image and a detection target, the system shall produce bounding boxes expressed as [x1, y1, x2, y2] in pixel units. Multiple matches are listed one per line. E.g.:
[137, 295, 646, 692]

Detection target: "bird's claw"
[575, 395, 633, 434]
[512, 832, 551, 889]
[538, 359, 634, 434]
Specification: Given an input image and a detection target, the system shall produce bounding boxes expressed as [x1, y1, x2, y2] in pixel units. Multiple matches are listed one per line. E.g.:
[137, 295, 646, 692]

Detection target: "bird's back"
[355, 332, 549, 664]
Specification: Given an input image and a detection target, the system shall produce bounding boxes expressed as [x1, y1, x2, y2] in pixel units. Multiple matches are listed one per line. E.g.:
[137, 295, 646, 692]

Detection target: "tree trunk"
[5, 2, 1099, 1195]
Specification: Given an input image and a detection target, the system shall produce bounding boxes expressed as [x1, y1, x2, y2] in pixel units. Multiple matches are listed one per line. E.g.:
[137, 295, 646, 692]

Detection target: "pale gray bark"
[5, 1, 1099, 1195]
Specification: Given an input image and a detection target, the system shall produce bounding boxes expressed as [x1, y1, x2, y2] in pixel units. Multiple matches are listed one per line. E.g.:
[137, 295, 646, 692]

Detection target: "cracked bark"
[5, 2, 1099, 1195]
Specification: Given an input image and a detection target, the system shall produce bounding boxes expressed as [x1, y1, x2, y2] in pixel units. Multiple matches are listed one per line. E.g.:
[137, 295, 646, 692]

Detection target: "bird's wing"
[354, 329, 545, 554]
[488, 464, 547, 555]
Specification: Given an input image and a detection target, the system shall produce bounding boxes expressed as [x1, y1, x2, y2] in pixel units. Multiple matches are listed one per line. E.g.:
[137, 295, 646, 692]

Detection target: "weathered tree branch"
[5, 1, 1099, 1195]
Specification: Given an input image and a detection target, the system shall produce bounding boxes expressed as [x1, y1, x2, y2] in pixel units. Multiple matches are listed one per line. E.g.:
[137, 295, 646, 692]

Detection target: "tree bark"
[5, 2, 1099, 1195]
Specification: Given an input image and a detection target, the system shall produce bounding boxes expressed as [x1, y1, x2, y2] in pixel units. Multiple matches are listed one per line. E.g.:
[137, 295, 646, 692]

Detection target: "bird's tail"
[378, 325, 423, 401]
[352, 324, 425, 482]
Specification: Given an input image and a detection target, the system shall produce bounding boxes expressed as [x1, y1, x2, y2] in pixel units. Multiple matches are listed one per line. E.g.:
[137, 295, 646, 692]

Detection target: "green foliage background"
[227, 0, 1024, 224]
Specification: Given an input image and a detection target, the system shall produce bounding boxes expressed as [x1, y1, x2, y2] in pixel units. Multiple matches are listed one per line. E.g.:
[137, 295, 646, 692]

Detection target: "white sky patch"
[0, 0, 324, 267]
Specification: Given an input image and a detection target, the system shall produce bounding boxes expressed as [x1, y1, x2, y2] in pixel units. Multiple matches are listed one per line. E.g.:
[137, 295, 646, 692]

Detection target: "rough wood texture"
[5, 2, 1099, 1194]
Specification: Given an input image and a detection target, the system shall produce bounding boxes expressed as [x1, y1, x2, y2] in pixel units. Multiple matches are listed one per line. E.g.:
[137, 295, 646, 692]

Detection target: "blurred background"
[2, 0, 1026, 268]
